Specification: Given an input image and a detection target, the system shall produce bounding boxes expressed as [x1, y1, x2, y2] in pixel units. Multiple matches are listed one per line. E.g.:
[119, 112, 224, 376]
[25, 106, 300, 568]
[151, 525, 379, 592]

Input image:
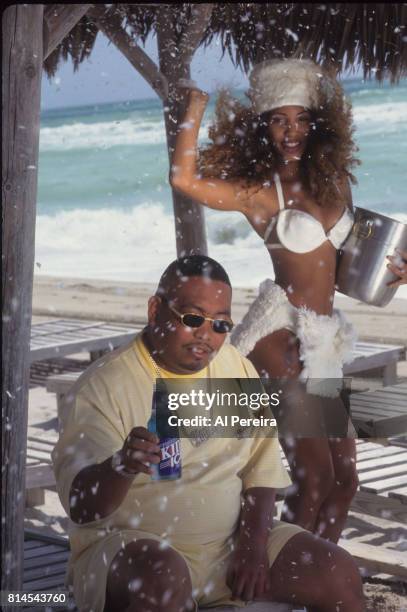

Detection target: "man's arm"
[226, 487, 275, 601]
[238, 486, 276, 547]
[69, 427, 160, 524]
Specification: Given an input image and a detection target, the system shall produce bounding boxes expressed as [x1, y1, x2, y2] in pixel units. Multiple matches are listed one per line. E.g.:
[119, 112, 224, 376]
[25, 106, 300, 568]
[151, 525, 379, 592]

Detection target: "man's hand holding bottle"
[112, 427, 161, 477]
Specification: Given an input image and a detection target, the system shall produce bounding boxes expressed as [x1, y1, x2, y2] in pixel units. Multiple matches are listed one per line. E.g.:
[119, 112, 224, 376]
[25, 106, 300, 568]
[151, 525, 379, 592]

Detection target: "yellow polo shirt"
[52, 332, 293, 610]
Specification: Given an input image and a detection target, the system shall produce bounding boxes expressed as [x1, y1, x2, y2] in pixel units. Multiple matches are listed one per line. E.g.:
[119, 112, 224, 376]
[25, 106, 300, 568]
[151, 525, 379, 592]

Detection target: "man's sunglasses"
[161, 297, 234, 334]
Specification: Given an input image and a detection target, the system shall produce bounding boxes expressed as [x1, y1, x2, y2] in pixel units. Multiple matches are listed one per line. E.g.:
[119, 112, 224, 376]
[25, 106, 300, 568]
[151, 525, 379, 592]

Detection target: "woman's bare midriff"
[271, 244, 338, 315]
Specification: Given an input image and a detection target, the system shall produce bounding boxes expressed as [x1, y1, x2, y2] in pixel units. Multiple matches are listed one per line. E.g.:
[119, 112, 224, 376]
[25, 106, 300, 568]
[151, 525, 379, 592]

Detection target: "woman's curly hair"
[198, 65, 361, 209]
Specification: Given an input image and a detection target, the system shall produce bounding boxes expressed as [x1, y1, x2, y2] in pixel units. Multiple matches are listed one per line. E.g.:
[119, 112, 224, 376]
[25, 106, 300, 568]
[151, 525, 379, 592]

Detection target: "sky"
[41, 30, 250, 109]
[41, 29, 361, 110]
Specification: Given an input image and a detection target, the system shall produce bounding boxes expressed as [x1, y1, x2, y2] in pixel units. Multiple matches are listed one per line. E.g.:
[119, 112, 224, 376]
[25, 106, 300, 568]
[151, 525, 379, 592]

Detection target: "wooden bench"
[351, 381, 407, 438]
[22, 530, 73, 612]
[278, 439, 407, 525]
[343, 341, 405, 386]
[46, 370, 407, 440]
[30, 319, 142, 364]
[31, 327, 405, 382]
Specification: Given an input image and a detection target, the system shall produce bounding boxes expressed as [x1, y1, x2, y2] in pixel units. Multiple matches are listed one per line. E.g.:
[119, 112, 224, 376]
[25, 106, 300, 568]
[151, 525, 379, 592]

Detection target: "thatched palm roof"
[44, 3, 407, 83]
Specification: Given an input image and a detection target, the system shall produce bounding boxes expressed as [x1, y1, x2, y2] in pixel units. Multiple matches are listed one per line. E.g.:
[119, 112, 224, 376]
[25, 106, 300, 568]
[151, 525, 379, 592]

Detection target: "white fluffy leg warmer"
[297, 307, 358, 397]
[230, 279, 296, 356]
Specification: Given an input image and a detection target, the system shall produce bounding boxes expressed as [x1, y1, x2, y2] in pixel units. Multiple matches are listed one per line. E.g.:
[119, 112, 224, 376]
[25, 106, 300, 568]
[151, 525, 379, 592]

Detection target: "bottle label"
[149, 382, 182, 480]
[152, 437, 181, 480]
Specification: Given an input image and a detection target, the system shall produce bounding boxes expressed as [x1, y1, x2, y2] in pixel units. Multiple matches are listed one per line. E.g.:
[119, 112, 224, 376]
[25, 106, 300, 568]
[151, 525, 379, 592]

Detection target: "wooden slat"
[349, 380, 407, 438]
[356, 447, 406, 461]
[278, 441, 407, 521]
[24, 550, 70, 570]
[389, 488, 407, 503]
[25, 464, 55, 489]
[24, 544, 64, 559]
[352, 397, 407, 411]
[27, 437, 56, 450]
[26, 458, 42, 467]
[24, 574, 69, 591]
[349, 489, 407, 523]
[24, 529, 69, 546]
[30, 328, 140, 363]
[46, 372, 81, 394]
[24, 561, 68, 582]
[26, 449, 52, 463]
[353, 396, 407, 409]
[344, 344, 405, 376]
[353, 416, 407, 438]
[24, 540, 43, 550]
[358, 464, 407, 482]
[31, 319, 105, 336]
[356, 452, 407, 471]
[339, 540, 407, 579]
[361, 475, 407, 494]
[352, 405, 399, 419]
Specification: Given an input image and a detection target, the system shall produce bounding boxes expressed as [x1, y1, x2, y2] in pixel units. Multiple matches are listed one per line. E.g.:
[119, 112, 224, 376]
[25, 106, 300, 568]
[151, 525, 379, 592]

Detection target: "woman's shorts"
[230, 279, 358, 400]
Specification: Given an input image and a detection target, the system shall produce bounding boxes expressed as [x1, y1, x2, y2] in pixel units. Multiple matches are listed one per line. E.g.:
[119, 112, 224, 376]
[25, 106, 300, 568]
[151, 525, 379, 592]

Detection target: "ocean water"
[36, 78, 407, 297]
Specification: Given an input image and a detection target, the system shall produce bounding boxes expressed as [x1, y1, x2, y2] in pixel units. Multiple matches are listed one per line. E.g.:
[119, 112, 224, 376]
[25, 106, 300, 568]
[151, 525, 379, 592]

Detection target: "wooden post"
[88, 5, 168, 100]
[43, 4, 92, 60]
[2, 4, 44, 599]
[157, 6, 211, 257]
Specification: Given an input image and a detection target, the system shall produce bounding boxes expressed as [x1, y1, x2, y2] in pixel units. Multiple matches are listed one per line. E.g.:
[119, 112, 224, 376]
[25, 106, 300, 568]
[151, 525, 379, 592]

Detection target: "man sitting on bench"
[52, 255, 365, 612]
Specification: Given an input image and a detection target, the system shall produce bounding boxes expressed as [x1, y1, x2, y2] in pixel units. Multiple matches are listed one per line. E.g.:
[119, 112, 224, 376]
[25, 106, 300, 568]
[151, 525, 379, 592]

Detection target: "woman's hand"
[177, 78, 209, 105]
[226, 544, 271, 602]
[386, 249, 407, 287]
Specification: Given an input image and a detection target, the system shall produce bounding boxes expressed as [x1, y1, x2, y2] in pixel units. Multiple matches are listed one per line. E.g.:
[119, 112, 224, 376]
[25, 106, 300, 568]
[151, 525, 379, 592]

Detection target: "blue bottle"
[147, 382, 182, 481]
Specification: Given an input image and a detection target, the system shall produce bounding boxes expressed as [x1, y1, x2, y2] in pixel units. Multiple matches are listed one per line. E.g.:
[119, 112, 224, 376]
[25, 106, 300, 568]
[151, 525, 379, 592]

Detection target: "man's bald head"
[156, 255, 231, 299]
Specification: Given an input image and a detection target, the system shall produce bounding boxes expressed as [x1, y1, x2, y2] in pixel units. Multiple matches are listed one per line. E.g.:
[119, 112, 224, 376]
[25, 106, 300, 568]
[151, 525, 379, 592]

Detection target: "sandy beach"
[32, 274, 407, 344]
[27, 274, 407, 610]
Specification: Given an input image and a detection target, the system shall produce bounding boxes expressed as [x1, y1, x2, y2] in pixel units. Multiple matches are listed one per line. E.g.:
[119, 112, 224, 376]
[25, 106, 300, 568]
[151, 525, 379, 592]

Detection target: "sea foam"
[40, 119, 211, 152]
[34, 203, 407, 298]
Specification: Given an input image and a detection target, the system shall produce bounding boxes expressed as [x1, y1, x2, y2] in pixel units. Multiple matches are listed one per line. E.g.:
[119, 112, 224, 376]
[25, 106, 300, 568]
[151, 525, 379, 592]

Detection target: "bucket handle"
[352, 218, 373, 239]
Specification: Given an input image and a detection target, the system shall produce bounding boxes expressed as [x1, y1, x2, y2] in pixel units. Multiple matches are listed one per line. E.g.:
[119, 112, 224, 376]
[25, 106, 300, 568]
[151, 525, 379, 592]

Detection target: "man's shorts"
[71, 521, 305, 612]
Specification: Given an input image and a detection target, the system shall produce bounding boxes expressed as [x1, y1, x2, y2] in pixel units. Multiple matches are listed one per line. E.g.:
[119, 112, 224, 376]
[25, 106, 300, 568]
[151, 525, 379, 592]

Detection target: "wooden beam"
[88, 5, 168, 100]
[43, 4, 92, 60]
[157, 6, 208, 256]
[178, 4, 213, 65]
[2, 4, 44, 603]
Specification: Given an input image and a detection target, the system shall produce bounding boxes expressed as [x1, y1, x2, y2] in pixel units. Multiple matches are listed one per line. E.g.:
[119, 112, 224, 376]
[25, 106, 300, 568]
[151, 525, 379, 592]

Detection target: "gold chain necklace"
[142, 332, 164, 383]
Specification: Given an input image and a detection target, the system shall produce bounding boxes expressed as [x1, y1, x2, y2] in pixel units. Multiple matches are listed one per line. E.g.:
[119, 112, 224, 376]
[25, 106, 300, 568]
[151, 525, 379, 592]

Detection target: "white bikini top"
[264, 174, 354, 254]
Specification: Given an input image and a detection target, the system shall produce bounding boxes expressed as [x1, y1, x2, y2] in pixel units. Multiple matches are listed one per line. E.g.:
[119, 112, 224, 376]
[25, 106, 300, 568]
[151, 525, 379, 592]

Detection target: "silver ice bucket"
[336, 207, 407, 307]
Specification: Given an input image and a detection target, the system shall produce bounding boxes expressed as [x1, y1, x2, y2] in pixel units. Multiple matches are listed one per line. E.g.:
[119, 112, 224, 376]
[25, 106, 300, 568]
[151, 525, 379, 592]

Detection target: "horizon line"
[40, 74, 397, 113]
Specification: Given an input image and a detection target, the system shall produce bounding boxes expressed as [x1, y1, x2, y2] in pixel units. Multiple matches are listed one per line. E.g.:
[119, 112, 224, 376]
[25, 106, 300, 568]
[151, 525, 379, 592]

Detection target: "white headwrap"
[248, 58, 326, 115]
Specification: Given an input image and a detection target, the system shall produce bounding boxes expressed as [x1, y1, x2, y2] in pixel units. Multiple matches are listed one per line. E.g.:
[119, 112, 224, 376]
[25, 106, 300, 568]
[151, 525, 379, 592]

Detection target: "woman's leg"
[279, 437, 335, 532]
[314, 438, 359, 543]
[248, 330, 336, 532]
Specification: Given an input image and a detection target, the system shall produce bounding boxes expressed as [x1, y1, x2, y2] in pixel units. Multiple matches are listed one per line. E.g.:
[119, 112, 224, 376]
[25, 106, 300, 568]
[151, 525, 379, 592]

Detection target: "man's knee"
[106, 539, 192, 611]
[321, 545, 364, 606]
[302, 537, 364, 608]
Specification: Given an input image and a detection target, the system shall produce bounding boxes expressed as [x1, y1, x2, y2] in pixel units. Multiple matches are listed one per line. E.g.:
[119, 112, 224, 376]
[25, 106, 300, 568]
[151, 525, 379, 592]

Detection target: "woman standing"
[170, 58, 363, 543]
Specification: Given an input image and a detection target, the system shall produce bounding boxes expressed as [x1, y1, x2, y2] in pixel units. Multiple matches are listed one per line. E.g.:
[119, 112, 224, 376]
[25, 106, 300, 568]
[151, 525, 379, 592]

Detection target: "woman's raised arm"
[169, 85, 255, 214]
